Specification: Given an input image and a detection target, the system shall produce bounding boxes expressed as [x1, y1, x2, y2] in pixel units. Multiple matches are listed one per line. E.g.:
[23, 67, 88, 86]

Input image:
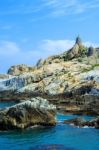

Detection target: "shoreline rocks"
[0, 97, 56, 130]
[64, 117, 99, 129]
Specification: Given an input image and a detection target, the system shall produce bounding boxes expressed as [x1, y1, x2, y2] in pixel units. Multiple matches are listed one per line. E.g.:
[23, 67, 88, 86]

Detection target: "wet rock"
[89, 117, 99, 129]
[0, 97, 56, 130]
[64, 117, 86, 127]
[64, 117, 99, 129]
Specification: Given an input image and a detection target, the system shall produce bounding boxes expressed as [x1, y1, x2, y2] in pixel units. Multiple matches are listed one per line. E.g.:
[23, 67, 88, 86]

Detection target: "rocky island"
[0, 37, 99, 130]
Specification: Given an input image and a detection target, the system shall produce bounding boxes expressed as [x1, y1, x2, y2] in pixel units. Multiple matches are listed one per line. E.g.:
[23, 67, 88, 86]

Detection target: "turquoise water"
[0, 102, 99, 150]
[0, 101, 16, 109]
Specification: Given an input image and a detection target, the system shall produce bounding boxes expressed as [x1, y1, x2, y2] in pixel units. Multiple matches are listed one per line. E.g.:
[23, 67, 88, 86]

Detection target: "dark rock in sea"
[64, 117, 99, 129]
[89, 117, 99, 129]
[29, 144, 77, 150]
[64, 117, 87, 127]
[0, 97, 56, 130]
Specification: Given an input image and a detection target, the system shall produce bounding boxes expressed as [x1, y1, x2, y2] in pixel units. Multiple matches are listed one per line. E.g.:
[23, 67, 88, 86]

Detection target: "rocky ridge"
[0, 36, 99, 115]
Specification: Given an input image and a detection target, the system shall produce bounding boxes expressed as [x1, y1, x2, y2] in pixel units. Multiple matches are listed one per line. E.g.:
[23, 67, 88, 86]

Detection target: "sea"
[0, 102, 99, 150]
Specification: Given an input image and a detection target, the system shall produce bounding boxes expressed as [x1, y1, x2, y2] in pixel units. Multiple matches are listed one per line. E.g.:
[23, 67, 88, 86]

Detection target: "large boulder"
[0, 97, 56, 130]
[66, 44, 79, 59]
[64, 36, 87, 60]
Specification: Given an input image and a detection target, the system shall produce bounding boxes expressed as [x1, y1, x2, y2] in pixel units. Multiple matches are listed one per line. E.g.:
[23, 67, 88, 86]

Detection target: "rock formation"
[36, 58, 45, 68]
[65, 36, 87, 60]
[7, 64, 34, 76]
[75, 36, 82, 46]
[0, 37, 99, 115]
[87, 46, 94, 57]
[0, 97, 56, 130]
[64, 117, 99, 129]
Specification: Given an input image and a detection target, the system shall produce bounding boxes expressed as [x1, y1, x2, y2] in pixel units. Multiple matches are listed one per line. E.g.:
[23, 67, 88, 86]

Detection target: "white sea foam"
[83, 126, 89, 128]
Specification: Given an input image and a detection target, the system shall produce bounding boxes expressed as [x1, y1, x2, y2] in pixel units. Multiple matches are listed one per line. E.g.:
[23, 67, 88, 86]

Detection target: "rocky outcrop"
[36, 59, 45, 68]
[75, 36, 82, 46]
[64, 117, 99, 129]
[0, 97, 56, 130]
[63, 36, 88, 60]
[0, 37, 99, 115]
[7, 64, 34, 76]
[0, 74, 12, 79]
[87, 47, 94, 57]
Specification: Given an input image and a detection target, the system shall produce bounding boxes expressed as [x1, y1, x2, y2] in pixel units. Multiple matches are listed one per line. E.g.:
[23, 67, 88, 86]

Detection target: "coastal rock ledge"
[64, 117, 99, 129]
[0, 97, 56, 130]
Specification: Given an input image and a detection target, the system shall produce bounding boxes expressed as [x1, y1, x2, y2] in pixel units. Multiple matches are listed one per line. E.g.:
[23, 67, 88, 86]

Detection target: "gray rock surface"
[76, 36, 82, 46]
[0, 97, 56, 130]
[87, 47, 94, 57]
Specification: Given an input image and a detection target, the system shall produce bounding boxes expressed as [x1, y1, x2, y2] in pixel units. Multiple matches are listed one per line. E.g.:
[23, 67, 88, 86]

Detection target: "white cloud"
[0, 41, 20, 56]
[39, 39, 99, 56]
[40, 39, 74, 53]
[43, 0, 99, 17]
[0, 39, 98, 58]
[84, 42, 99, 48]
[0, 0, 99, 17]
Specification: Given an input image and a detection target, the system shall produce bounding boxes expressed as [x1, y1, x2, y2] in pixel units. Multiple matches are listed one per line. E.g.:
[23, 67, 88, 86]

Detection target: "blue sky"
[0, 0, 99, 73]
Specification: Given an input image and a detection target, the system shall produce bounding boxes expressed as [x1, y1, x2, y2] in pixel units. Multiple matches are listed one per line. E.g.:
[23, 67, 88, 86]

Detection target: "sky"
[0, 0, 99, 73]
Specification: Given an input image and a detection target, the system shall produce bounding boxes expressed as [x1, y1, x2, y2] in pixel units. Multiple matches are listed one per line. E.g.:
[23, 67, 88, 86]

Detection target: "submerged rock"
[30, 144, 76, 150]
[0, 97, 56, 130]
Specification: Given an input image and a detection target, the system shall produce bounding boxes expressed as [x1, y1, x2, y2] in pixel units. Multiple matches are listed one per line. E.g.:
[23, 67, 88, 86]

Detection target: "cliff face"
[0, 37, 99, 115]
